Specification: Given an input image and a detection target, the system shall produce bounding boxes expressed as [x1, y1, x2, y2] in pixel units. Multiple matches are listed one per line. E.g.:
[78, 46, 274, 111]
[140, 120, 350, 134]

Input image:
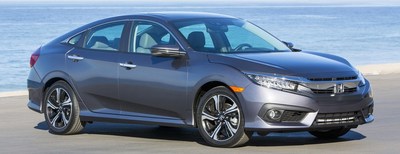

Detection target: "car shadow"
[247, 131, 365, 146]
[34, 121, 49, 130]
[34, 121, 365, 147]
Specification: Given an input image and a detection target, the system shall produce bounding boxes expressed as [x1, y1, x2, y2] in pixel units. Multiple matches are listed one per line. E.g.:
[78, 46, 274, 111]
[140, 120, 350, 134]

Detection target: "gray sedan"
[27, 12, 374, 147]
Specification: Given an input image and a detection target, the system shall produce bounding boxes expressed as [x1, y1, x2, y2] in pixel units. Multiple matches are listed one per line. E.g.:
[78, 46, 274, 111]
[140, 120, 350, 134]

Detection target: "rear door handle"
[119, 62, 136, 69]
[67, 55, 84, 62]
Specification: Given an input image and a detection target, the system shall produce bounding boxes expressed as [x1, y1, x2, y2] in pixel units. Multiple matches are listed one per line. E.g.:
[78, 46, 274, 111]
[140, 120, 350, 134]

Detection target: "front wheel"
[44, 81, 85, 135]
[196, 86, 251, 147]
[308, 127, 351, 139]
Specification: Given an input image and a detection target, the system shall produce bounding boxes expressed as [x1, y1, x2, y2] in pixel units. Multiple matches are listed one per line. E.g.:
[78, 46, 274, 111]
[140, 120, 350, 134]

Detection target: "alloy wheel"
[201, 94, 240, 141]
[46, 87, 72, 129]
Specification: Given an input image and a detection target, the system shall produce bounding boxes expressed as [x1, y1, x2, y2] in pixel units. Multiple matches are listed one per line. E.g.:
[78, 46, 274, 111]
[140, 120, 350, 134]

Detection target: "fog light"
[266, 109, 282, 120]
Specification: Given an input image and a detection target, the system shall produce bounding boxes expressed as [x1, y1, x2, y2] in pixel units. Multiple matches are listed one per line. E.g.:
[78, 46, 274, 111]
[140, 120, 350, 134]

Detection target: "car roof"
[119, 12, 238, 21]
[49, 12, 239, 45]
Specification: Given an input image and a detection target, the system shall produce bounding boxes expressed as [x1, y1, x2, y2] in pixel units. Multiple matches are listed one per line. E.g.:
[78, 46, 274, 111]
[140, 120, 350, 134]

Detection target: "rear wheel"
[196, 86, 250, 147]
[44, 81, 85, 135]
[308, 127, 350, 139]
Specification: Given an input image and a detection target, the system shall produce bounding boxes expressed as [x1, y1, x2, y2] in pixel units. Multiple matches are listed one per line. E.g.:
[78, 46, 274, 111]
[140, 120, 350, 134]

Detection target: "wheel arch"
[192, 81, 251, 147]
[41, 78, 72, 112]
[188, 65, 252, 127]
[40, 71, 86, 113]
[43, 77, 68, 92]
[192, 80, 238, 128]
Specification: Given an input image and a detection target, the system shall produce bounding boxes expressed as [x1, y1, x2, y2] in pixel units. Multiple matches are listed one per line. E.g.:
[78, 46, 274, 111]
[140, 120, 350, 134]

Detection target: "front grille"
[308, 76, 357, 81]
[314, 111, 362, 126]
[280, 111, 307, 122]
[311, 87, 357, 94]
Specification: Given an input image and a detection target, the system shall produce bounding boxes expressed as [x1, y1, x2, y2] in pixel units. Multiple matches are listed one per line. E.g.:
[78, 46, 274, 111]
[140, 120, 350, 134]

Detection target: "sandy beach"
[0, 90, 28, 97]
[357, 63, 400, 75]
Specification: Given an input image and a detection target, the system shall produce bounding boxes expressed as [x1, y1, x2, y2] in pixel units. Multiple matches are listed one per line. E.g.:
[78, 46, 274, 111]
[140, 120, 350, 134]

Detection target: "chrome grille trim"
[301, 75, 360, 94]
[314, 111, 362, 126]
[302, 81, 359, 94]
[311, 87, 357, 94]
[308, 76, 357, 81]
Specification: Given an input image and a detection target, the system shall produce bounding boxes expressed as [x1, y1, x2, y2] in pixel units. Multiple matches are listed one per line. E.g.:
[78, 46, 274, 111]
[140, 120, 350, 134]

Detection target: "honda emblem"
[334, 83, 345, 94]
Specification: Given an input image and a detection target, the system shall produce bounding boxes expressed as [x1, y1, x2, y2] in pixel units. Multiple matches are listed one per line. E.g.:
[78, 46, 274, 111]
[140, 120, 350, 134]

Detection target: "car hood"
[207, 51, 358, 78]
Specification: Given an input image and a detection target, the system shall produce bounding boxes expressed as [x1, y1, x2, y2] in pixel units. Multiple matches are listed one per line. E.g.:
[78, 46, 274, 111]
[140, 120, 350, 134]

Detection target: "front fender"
[185, 55, 252, 126]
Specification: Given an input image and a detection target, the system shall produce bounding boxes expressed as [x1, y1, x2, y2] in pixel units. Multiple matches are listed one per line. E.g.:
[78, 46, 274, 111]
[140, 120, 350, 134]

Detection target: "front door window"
[130, 21, 177, 54]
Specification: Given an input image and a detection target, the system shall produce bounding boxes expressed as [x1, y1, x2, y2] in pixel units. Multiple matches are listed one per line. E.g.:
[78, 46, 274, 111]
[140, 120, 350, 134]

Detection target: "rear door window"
[84, 22, 125, 51]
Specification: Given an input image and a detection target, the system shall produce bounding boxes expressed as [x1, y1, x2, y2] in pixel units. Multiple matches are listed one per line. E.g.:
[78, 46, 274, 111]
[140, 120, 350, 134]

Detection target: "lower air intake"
[314, 111, 362, 125]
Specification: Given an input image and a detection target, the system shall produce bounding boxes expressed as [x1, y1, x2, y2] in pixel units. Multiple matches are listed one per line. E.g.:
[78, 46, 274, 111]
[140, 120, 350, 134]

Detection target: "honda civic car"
[27, 12, 374, 147]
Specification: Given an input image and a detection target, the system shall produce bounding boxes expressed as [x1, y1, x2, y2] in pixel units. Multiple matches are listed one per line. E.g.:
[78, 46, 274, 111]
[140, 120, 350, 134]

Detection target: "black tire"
[308, 127, 350, 139]
[196, 86, 251, 147]
[44, 81, 85, 135]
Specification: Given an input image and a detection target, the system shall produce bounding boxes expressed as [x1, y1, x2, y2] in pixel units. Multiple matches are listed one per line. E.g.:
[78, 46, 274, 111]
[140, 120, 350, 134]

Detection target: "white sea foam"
[285, 15, 338, 19]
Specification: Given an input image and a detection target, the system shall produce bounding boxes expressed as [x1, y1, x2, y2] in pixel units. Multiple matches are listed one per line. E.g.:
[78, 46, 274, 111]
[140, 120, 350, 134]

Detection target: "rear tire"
[44, 81, 85, 135]
[196, 86, 251, 147]
[308, 127, 350, 139]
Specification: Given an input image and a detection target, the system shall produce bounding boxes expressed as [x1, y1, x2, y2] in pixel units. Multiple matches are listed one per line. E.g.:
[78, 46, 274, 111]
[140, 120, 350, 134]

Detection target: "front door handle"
[67, 55, 84, 62]
[119, 62, 137, 70]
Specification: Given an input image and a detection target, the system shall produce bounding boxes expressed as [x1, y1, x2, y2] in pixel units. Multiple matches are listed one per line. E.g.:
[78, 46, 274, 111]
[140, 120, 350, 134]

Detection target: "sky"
[0, 0, 399, 6]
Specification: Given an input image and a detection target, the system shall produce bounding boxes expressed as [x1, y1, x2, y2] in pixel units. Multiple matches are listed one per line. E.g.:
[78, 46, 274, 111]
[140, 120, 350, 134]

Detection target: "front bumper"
[240, 80, 374, 131]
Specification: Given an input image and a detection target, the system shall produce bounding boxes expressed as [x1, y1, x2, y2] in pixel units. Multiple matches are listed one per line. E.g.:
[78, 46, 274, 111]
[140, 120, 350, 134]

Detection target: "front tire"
[196, 86, 250, 147]
[308, 127, 350, 139]
[44, 81, 85, 135]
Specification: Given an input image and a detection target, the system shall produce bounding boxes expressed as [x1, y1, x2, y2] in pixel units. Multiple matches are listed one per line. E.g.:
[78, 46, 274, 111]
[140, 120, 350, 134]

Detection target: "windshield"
[173, 18, 290, 53]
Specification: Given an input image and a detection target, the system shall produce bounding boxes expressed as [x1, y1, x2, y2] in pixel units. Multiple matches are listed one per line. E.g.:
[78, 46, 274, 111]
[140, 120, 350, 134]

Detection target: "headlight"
[358, 72, 366, 87]
[246, 73, 298, 91]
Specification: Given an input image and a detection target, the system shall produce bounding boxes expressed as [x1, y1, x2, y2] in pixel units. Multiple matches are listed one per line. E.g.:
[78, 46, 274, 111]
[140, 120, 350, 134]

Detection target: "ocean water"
[0, 4, 399, 92]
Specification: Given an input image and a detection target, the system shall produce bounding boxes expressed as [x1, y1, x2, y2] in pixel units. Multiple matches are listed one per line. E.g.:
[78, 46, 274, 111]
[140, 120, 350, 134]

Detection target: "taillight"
[30, 47, 41, 68]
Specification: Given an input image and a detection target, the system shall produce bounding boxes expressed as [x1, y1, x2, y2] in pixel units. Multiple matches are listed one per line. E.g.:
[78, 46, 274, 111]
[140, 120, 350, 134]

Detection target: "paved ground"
[1, 74, 400, 153]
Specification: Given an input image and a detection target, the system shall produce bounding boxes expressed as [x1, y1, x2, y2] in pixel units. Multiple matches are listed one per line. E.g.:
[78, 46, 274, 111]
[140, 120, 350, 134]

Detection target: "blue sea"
[0, 3, 400, 92]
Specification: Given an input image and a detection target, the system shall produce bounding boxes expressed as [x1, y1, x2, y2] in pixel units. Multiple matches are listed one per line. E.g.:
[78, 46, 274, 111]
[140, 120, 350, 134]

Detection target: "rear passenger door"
[66, 21, 129, 114]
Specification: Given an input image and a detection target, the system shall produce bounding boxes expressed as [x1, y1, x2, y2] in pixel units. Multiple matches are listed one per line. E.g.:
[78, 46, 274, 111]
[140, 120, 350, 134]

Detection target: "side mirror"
[282, 41, 301, 52]
[282, 41, 294, 48]
[151, 45, 186, 57]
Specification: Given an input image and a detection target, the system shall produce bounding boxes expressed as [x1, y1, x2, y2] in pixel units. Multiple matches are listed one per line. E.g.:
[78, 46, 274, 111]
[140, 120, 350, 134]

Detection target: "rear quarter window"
[67, 34, 82, 45]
